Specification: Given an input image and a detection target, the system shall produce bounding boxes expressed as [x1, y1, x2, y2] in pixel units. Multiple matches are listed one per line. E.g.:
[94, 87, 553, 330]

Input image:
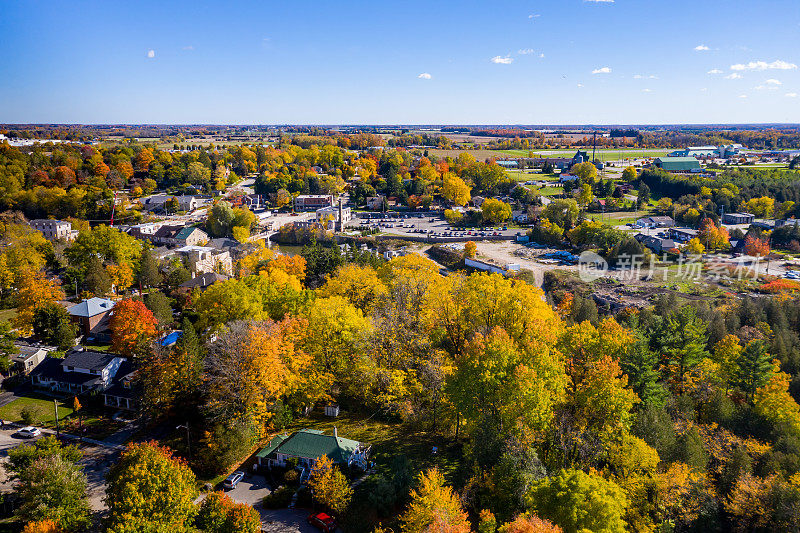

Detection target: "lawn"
[283, 410, 462, 481]
[0, 308, 17, 323]
[0, 395, 73, 427]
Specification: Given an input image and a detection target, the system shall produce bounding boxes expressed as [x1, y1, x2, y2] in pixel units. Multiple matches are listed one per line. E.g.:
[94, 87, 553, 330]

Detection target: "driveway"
[222, 473, 317, 532]
[260, 508, 317, 533]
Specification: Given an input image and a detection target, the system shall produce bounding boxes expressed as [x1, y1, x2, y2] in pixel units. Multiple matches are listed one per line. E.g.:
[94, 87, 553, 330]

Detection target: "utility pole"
[53, 400, 59, 437]
[177, 423, 191, 458]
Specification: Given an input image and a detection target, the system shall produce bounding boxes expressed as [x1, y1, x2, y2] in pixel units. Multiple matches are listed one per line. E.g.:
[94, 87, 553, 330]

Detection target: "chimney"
[334, 426, 338, 438]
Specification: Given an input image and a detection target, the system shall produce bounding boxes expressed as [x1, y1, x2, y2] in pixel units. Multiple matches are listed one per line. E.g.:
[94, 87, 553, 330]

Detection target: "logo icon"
[577, 250, 608, 282]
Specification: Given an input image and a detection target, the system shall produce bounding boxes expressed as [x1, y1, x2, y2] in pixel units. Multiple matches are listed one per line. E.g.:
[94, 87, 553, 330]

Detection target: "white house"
[30, 219, 78, 241]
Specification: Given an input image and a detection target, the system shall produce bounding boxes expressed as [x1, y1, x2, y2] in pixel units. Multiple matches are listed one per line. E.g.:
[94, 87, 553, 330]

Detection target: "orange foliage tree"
[110, 298, 158, 356]
[744, 235, 770, 257]
[22, 521, 62, 533]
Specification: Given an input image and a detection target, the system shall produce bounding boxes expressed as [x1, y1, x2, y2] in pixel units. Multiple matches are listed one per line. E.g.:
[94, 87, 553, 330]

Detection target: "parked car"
[17, 426, 41, 439]
[223, 471, 245, 489]
[308, 512, 337, 532]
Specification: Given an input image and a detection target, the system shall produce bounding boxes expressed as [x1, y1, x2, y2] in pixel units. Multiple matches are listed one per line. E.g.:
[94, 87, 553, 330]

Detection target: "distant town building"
[173, 245, 233, 276]
[153, 225, 209, 247]
[29, 219, 78, 241]
[722, 213, 755, 225]
[294, 195, 334, 210]
[653, 157, 702, 172]
[668, 227, 699, 243]
[635, 216, 675, 228]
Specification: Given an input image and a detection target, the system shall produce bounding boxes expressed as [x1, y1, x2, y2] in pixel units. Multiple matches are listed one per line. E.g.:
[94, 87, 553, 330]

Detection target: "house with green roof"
[255, 428, 370, 470]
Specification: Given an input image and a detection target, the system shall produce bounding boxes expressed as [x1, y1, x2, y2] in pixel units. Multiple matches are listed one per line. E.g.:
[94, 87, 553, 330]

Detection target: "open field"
[0, 309, 16, 323]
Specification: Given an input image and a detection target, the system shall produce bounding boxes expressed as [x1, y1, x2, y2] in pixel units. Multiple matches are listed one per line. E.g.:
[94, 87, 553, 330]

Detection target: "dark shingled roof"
[62, 349, 118, 371]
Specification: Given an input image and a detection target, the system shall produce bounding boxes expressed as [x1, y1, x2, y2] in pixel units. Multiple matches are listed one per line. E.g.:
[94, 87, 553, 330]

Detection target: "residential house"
[775, 219, 800, 229]
[635, 216, 675, 228]
[174, 246, 233, 276]
[722, 213, 755, 225]
[67, 297, 115, 338]
[11, 342, 54, 375]
[635, 233, 677, 253]
[668, 227, 699, 243]
[366, 196, 386, 210]
[31, 348, 125, 394]
[255, 428, 370, 470]
[124, 222, 163, 241]
[29, 219, 78, 241]
[294, 195, 334, 211]
[153, 225, 209, 247]
[472, 196, 486, 208]
[103, 361, 139, 411]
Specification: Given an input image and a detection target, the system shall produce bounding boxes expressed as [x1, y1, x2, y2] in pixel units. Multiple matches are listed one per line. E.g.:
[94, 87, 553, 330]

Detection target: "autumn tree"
[137, 246, 161, 288]
[570, 162, 597, 182]
[482, 198, 512, 225]
[464, 241, 477, 259]
[499, 514, 563, 533]
[622, 166, 637, 182]
[319, 264, 388, 312]
[13, 270, 65, 335]
[22, 521, 62, 533]
[32, 302, 76, 350]
[526, 469, 628, 533]
[442, 173, 471, 206]
[698, 218, 729, 251]
[195, 492, 261, 533]
[16, 455, 90, 532]
[401, 468, 469, 533]
[105, 442, 198, 532]
[83, 255, 112, 296]
[743, 235, 770, 257]
[110, 298, 158, 356]
[307, 455, 353, 516]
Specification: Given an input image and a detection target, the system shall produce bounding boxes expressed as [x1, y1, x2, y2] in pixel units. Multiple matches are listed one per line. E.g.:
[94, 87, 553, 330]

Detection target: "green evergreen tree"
[733, 340, 773, 404]
[137, 246, 161, 288]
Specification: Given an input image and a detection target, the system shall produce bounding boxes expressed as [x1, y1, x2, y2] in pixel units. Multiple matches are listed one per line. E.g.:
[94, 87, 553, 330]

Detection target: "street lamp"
[176, 423, 191, 459]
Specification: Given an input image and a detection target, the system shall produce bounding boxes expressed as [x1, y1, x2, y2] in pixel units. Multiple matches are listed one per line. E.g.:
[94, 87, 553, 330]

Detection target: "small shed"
[324, 405, 340, 417]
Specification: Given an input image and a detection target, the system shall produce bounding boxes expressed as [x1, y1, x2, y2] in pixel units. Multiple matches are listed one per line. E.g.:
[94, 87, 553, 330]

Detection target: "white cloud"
[528, 14, 540, 19]
[518, 48, 536, 55]
[584, 0, 614, 3]
[592, 66, 611, 74]
[182, 45, 194, 51]
[731, 60, 798, 71]
[642, 89, 652, 93]
[539, 53, 545, 59]
[765, 78, 782, 85]
[417, 72, 432, 79]
[633, 74, 643, 79]
[725, 73, 743, 79]
[491, 55, 513, 64]
[707, 68, 723, 74]
[787, 93, 799, 98]
[577, 83, 584, 88]
[739, 94, 748, 98]
[695, 45, 710, 51]
[701, 87, 709, 92]
[649, 75, 659, 79]
[146, 49, 155, 58]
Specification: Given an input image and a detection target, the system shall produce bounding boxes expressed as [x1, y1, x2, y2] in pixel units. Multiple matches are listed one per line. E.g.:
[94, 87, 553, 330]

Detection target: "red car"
[308, 512, 337, 532]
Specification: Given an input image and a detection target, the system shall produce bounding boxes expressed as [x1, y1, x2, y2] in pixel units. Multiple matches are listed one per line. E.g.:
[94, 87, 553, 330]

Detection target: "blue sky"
[1, 0, 800, 124]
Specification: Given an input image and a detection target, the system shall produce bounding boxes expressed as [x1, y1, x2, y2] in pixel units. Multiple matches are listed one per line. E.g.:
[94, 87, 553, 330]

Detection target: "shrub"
[20, 405, 41, 425]
[262, 485, 294, 509]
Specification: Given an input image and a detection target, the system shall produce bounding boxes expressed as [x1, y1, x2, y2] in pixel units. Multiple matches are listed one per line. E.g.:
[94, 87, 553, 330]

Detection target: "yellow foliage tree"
[13, 270, 65, 335]
[307, 455, 353, 515]
[401, 468, 469, 533]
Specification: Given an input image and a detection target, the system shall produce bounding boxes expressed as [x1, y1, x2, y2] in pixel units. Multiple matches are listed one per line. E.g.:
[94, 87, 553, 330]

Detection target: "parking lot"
[348, 212, 521, 240]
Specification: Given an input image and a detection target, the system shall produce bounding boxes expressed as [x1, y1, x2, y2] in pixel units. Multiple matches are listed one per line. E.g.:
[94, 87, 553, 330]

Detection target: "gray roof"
[67, 298, 115, 318]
